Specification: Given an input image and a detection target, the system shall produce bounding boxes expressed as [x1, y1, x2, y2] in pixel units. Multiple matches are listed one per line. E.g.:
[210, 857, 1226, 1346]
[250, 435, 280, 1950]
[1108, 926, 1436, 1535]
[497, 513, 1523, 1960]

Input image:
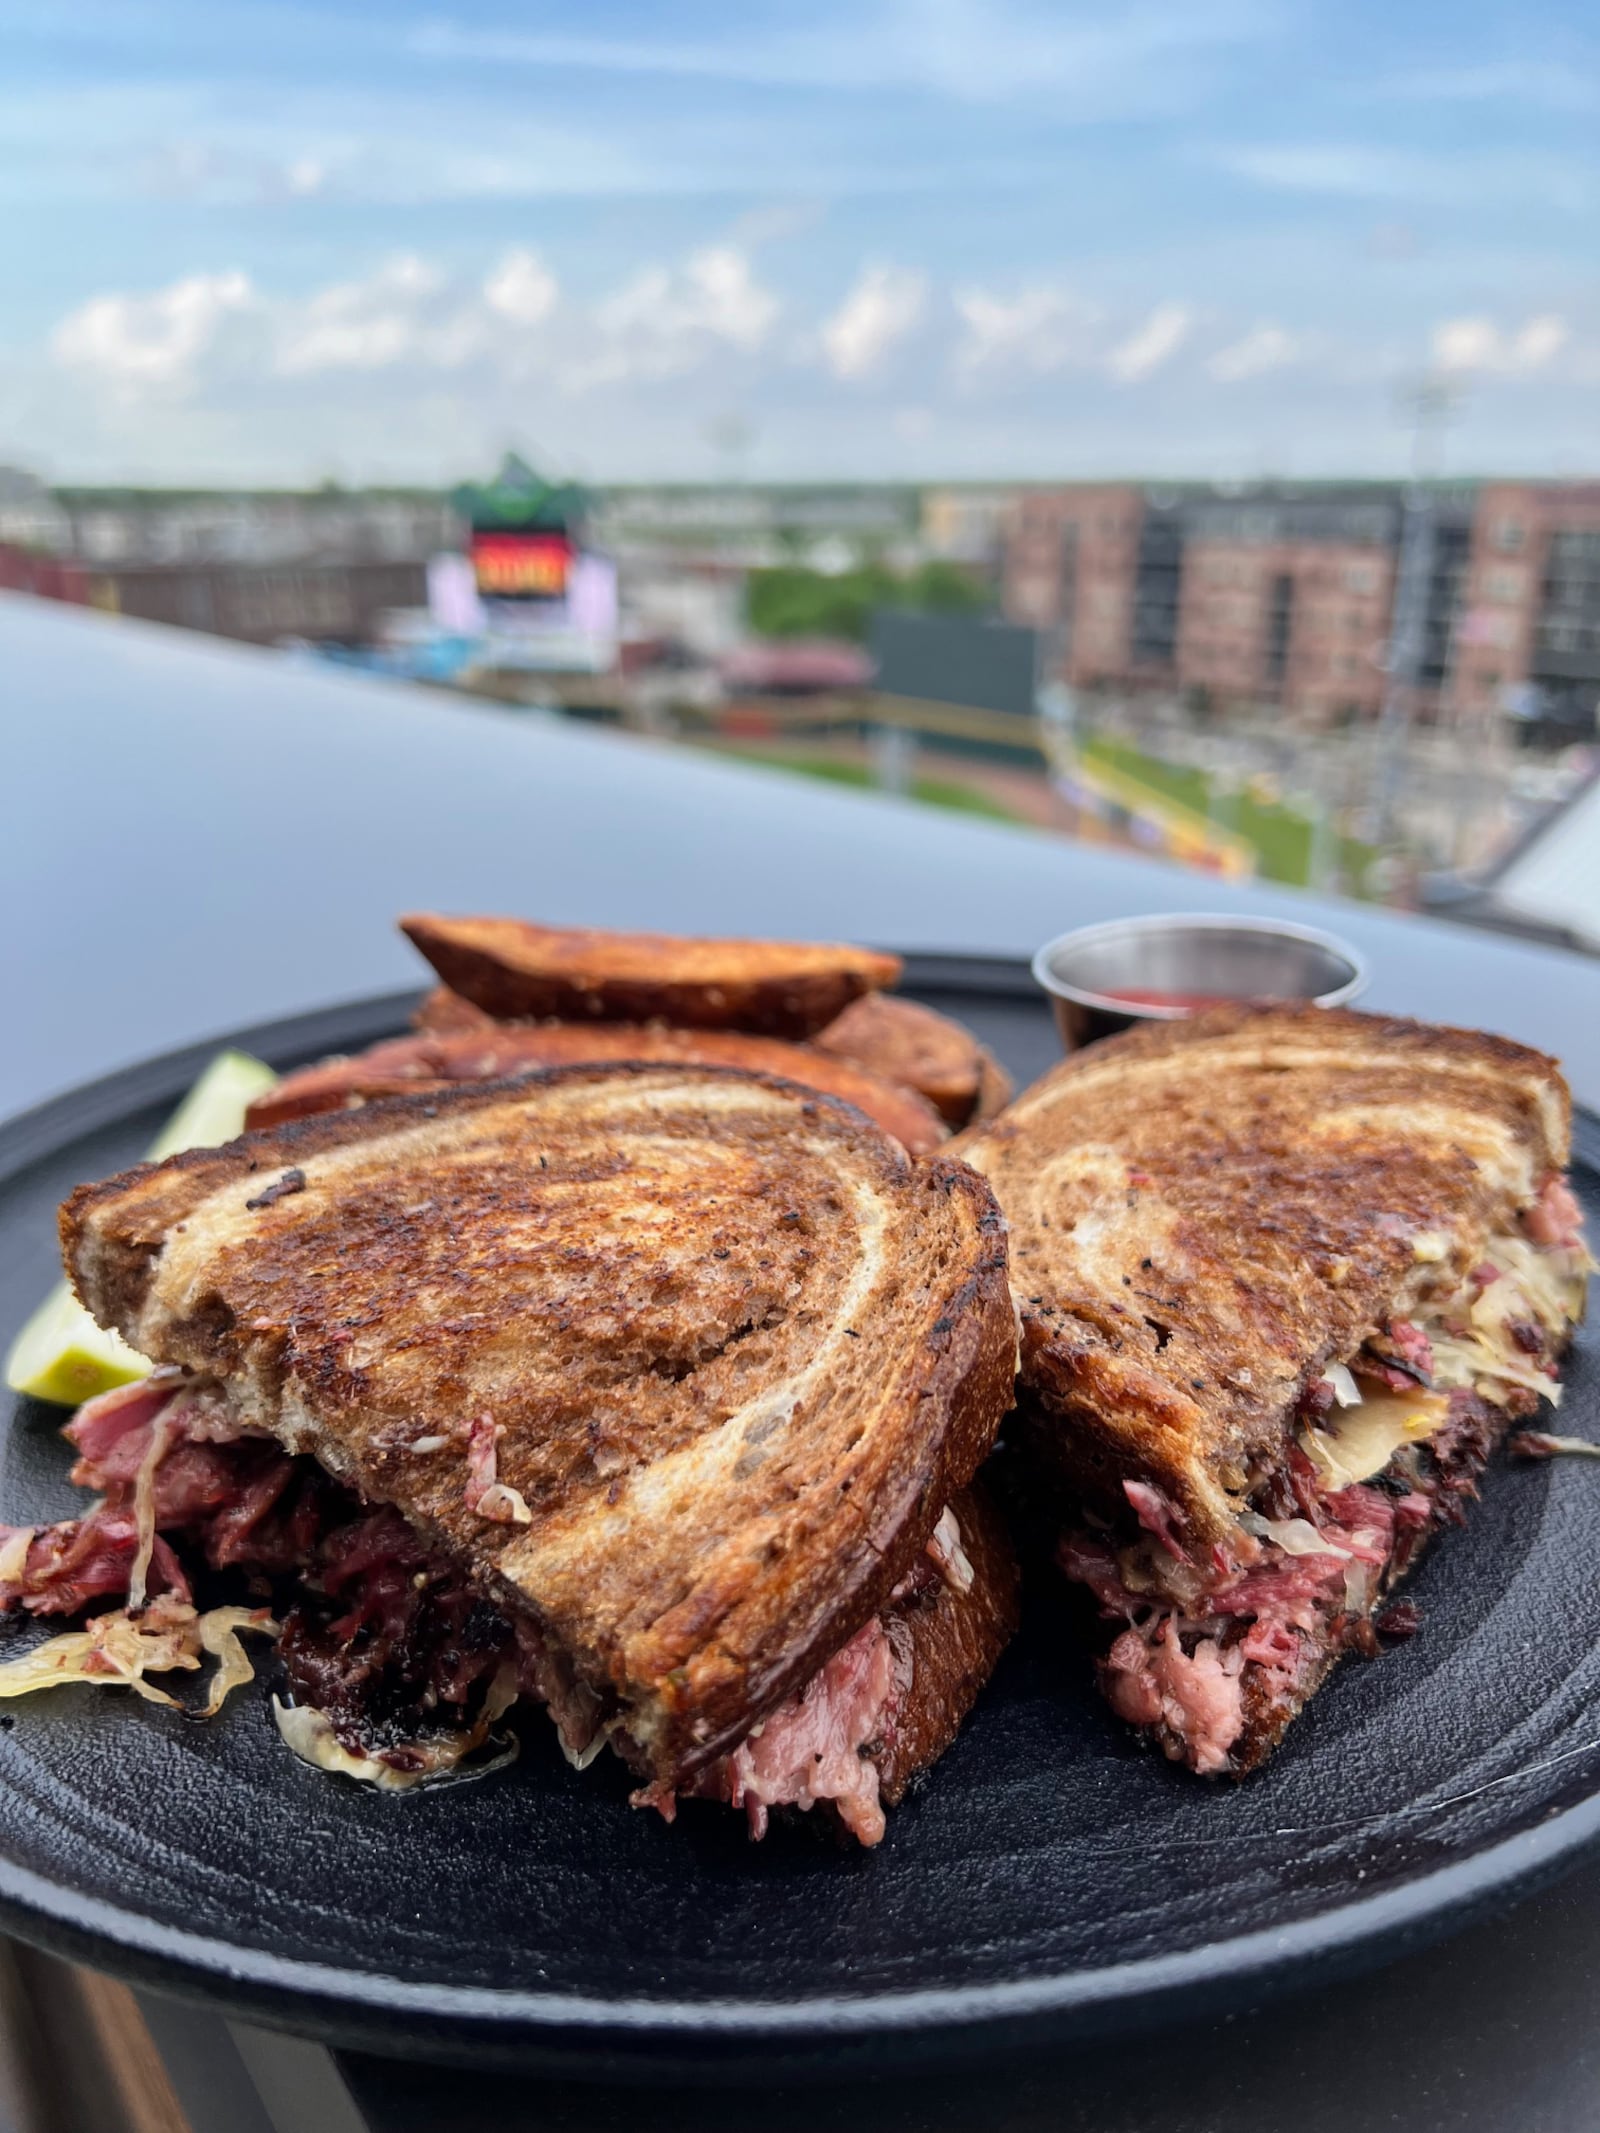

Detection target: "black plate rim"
[0, 959, 1597, 2068]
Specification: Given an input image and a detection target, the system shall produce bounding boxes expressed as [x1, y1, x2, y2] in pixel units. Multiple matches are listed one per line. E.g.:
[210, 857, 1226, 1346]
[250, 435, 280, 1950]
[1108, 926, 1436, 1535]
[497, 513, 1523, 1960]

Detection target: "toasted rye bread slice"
[960, 1005, 1572, 1543]
[401, 915, 901, 1039]
[246, 1024, 949, 1154]
[814, 995, 1013, 1130]
[62, 1066, 1015, 1785]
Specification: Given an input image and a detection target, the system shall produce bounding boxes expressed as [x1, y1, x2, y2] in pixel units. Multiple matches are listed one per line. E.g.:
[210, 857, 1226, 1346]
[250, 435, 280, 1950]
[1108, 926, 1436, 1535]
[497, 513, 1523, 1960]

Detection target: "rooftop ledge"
[5, 590, 1599, 1116]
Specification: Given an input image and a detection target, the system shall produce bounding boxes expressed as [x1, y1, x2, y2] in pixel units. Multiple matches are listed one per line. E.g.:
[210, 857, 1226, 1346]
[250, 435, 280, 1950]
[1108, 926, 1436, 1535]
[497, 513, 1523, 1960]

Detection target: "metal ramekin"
[1032, 913, 1369, 1053]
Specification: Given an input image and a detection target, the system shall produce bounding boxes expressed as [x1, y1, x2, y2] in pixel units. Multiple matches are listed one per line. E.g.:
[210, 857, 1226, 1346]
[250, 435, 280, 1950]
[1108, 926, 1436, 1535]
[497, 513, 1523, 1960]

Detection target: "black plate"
[0, 957, 1595, 2078]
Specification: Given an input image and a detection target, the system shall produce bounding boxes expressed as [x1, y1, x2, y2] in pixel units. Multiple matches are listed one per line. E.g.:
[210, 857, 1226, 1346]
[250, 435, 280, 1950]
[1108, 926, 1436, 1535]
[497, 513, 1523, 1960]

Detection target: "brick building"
[1004, 484, 1145, 689]
[1173, 540, 1394, 717]
[1000, 480, 1600, 733]
[1452, 482, 1600, 738]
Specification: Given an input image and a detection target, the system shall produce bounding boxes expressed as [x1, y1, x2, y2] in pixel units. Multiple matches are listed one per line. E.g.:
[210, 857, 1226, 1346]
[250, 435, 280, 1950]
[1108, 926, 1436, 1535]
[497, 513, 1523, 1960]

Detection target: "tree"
[745, 561, 989, 641]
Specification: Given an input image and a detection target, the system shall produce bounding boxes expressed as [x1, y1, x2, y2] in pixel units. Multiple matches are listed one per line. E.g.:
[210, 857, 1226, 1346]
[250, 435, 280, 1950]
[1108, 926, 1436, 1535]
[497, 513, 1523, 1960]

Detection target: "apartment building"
[1452, 482, 1600, 737]
[1000, 481, 1517, 728]
[1174, 496, 1404, 722]
[1004, 484, 1147, 686]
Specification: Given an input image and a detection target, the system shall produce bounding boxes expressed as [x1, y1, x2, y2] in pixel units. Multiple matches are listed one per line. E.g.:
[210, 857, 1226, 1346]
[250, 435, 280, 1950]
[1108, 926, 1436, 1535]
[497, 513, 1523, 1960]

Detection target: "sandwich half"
[960, 1006, 1591, 1777]
[30, 1065, 1018, 1842]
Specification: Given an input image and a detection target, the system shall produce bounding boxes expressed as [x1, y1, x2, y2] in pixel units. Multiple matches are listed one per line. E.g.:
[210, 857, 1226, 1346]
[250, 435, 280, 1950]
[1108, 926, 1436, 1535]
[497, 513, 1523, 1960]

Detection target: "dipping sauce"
[1096, 988, 1241, 1013]
[1034, 915, 1367, 1056]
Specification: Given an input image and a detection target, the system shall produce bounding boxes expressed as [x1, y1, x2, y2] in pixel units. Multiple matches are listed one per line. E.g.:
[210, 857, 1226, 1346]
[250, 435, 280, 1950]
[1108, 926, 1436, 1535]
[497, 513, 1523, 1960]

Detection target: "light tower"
[1369, 372, 1462, 848]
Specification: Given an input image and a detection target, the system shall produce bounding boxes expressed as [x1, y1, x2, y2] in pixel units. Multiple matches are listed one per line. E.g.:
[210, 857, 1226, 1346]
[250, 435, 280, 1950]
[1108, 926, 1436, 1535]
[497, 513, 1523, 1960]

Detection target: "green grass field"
[703, 748, 1026, 824]
[697, 734, 1375, 884]
[1078, 735, 1378, 894]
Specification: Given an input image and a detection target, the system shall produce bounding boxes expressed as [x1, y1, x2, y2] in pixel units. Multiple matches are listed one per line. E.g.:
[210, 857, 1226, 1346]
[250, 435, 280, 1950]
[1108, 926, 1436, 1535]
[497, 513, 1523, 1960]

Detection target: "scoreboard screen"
[470, 531, 574, 601]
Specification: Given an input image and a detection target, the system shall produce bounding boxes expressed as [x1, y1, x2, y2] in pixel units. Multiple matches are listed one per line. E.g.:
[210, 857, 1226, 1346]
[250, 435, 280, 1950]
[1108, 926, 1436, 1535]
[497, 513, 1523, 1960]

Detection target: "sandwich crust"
[961, 1004, 1572, 1542]
[401, 915, 901, 1039]
[876, 1479, 1020, 1805]
[62, 1065, 1015, 1784]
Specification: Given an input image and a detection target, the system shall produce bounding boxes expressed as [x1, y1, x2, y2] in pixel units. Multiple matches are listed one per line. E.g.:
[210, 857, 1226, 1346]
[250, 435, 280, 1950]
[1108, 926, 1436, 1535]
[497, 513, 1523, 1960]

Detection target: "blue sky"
[4, 0, 1597, 484]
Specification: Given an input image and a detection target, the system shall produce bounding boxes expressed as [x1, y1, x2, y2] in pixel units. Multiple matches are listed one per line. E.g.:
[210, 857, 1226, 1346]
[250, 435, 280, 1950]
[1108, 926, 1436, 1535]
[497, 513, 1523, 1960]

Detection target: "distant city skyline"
[5, 0, 1598, 485]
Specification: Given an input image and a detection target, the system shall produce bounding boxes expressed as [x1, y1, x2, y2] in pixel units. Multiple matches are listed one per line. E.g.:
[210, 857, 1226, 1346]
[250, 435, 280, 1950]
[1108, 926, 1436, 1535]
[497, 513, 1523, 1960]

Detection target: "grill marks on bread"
[962, 1006, 1572, 1541]
[180, 1141, 846, 1514]
[62, 1066, 1015, 1782]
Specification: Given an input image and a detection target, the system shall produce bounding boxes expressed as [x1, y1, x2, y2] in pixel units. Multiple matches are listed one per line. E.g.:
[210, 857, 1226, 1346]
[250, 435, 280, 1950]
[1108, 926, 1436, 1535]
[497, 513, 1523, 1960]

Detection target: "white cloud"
[587, 246, 778, 385]
[131, 137, 341, 206]
[1106, 302, 1192, 383]
[275, 255, 447, 377]
[1433, 319, 1497, 372]
[953, 285, 1197, 383]
[42, 241, 1596, 486]
[1508, 315, 1570, 370]
[682, 247, 777, 350]
[50, 253, 489, 399]
[821, 264, 927, 380]
[953, 283, 1104, 374]
[484, 248, 559, 327]
[51, 271, 256, 394]
[50, 243, 788, 421]
[1208, 323, 1300, 382]
[284, 157, 328, 198]
[1431, 312, 1570, 376]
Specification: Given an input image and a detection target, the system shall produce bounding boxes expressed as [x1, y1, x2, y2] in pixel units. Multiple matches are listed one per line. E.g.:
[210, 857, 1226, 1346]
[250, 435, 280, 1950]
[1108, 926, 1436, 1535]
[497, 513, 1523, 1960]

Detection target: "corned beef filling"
[1059, 1179, 1590, 1776]
[0, 1374, 954, 1839]
[642, 1613, 910, 1845]
[634, 1543, 962, 1844]
[0, 1373, 533, 1772]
